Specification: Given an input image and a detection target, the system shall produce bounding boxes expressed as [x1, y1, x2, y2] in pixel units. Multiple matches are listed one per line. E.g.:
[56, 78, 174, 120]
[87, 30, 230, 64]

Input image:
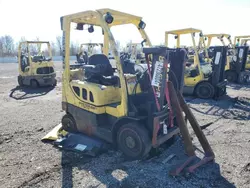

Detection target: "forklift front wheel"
[18, 76, 23, 87]
[195, 82, 214, 99]
[117, 123, 151, 160]
[61, 114, 77, 133]
[30, 79, 39, 88]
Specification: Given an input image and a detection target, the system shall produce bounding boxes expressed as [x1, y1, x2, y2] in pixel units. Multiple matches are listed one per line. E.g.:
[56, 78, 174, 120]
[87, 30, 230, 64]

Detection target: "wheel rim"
[125, 136, 136, 149]
[119, 129, 142, 157]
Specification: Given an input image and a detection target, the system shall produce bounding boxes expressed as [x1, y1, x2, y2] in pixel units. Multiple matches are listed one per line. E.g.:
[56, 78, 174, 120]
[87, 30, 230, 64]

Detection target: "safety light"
[105, 12, 114, 24]
[88, 25, 94, 33]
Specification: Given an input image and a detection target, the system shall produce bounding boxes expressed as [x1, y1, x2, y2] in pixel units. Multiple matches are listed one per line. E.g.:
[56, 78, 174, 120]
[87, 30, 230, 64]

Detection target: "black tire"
[195, 82, 215, 99]
[30, 79, 39, 88]
[18, 76, 23, 86]
[117, 123, 151, 160]
[53, 79, 57, 87]
[61, 114, 77, 133]
[226, 70, 237, 83]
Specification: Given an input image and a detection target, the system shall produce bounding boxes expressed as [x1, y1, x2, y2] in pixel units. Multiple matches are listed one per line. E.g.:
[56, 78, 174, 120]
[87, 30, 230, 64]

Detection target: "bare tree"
[50, 41, 56, 56]
[0, 37, 4, 57]
[70, 42, 77, 56]
[1, 35, 15, 56]
[29, 37, 40, 55]
[20, 36, 26, 42]
[56, 36, 62, 56]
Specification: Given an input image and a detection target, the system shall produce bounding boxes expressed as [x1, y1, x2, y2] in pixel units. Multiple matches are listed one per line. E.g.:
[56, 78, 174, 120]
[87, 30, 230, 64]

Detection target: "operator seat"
[84, 54, 119, 86]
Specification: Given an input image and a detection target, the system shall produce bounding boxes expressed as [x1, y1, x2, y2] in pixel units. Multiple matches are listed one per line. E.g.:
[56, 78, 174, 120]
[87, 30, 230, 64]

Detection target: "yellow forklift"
[202, 34, 250, 83]
[125, 42, 146, 64]
[165, 28, 228, 99]
[240, 38, 250, 70]
[18, 41, 57, 88]
[202, 33, 233, 71]
[234, 36, 250, 70]
[221, 35, 250, 83]
[48, 8, 184, 160]
[42, 9, 216, 174]
[76, 43, 103, 64]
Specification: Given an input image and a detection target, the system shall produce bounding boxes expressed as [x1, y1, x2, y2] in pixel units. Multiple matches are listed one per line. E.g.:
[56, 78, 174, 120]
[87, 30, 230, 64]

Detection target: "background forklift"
[202, 34, 250, 83]
[221, 35, 250, 83]
[240, 38, 250, 70]
[18, 41, 57, 88]
[165, 28, 228, 99]
[202, 34, 233, 70]
[76, 43, 104, 64]
[124, 42, 146, 64]
[234, 36, 250, 70]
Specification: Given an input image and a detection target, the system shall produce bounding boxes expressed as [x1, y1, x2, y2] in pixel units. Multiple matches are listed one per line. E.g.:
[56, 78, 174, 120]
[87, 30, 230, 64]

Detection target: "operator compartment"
[69, 54, 122, 106]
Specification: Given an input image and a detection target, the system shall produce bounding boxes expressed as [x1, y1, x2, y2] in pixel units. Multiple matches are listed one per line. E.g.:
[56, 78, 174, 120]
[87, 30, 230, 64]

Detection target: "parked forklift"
[76, 43, 103, 64]
[202, 33, 234, 72]
[18, 41, 57, 88]
[234, 36, 250, 70]
[202, 34, 250, 84]
[165, 28, 228, 99]
[45, 8, 184, 160]
[43, 9, 216, 174]
[125, 42, 146, 64]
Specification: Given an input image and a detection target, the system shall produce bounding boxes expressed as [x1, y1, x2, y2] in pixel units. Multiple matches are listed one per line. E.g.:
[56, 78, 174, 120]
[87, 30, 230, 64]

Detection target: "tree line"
[0, 35, 79, 57]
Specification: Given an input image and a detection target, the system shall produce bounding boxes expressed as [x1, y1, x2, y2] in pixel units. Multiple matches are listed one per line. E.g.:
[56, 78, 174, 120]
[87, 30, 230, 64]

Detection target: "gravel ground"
[0, 62, 250, 188]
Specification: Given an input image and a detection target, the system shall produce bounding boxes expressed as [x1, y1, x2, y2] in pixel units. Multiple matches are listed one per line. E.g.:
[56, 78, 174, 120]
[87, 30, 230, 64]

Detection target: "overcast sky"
[0, 0, 249, 46]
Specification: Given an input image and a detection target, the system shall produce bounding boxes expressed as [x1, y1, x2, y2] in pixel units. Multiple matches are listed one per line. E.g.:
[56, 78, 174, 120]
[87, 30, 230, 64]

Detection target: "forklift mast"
[234, 46, 249, 74]
[207, 46, 228, 97]
[143, 46, 186, 111]
[209, 46, 228, 83]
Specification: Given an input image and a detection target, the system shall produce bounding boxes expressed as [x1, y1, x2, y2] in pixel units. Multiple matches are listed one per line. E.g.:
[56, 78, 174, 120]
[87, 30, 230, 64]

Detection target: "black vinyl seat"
[84, 54, 119, 86]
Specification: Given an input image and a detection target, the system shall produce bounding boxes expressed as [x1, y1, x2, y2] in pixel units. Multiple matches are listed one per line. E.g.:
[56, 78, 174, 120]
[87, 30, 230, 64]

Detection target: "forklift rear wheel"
[18, 76, 23, 86]
[195, 82, 214, 99]
[117, 123, 151, 160]
[30, 79, 39, 88]
[226, 71, 237, 83]
[61, 114, 77, 133]
[53, 79, 57, 87]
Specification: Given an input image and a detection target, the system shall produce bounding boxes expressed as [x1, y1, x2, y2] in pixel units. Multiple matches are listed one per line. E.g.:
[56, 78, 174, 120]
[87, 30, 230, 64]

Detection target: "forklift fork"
[168, 81, 215, 175]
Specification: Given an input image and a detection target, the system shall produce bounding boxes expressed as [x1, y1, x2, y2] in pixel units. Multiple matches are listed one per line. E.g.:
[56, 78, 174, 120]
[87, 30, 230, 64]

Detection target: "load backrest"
[209, 46, 228, 85]
[235, 46, 249, 73]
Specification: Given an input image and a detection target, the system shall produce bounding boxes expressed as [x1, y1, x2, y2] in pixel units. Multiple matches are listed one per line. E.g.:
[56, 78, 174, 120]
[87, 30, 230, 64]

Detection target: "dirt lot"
[0, 62, 250, 188]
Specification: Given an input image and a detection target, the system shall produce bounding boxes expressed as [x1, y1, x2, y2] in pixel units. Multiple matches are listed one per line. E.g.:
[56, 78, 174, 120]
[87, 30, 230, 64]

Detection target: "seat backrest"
[88, 54, 110, 66]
